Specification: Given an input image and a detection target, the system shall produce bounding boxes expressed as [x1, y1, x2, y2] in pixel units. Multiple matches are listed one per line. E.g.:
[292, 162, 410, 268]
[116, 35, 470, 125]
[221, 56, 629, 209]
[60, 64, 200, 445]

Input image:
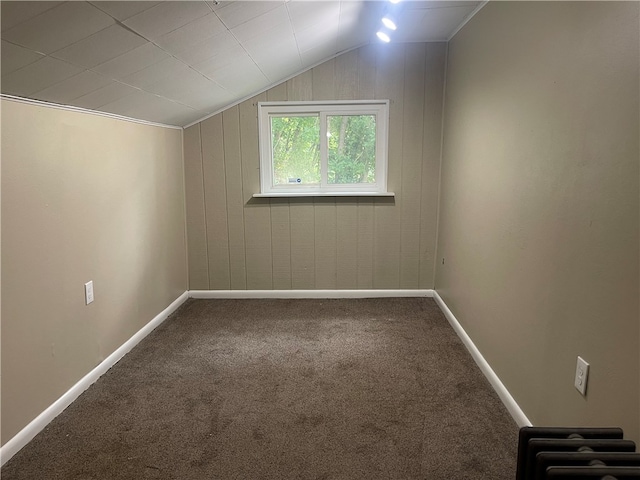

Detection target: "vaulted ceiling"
[1, 1, 481, 127]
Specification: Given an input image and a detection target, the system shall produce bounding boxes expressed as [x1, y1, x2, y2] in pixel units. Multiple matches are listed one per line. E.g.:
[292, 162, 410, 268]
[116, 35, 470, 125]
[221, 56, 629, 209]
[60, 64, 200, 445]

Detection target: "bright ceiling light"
[376, 31, 391, 43]
[389, 0, 401, 3]
[381, 16, 397, 30]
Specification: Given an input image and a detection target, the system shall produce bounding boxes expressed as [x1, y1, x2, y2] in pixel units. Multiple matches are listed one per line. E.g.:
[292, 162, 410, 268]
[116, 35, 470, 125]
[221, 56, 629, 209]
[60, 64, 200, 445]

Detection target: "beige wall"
[1, 99, 187, 444]
[184, 43, 446, 290]
[436, 2, 639, 440]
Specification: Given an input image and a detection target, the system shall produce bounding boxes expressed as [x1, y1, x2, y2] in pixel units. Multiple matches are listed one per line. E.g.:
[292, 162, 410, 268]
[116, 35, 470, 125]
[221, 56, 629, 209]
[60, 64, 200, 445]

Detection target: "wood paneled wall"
[184, 43, 446, 290]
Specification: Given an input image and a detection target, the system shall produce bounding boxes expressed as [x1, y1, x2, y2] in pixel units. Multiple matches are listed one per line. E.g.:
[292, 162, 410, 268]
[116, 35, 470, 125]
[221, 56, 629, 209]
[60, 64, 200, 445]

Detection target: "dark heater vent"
[516, 427, 640, 480]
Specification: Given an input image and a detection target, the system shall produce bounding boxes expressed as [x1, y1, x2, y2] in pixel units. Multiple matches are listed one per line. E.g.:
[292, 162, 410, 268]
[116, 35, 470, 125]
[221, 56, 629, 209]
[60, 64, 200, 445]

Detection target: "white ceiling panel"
[163, 108, 211, 127]
[193, 43, 250, 76]
[247, 33, 299, 61]
[92, 42, 170, 80]
[172, 30, 240, 65]
[90, 1, 161, 22]
[145, 67, 227, 108]
[336, 2, 381, 52]
[244, 26, 298, 60]
[287, 1, 341, 34]
[1, 0, 483, 126]
[168, 83, 230, 111]
[52, 24, 147, 69]
[204, 55, 269, 94]
[394, 4, 480, 42]
[155, 12, 226, 56]
[215, 1, 283, 29]
[120, 56, 189, 89]
[73, 81, 140, 110]
[1, 56, 83, 96]
[258, 54, 303, 83]
[230, 4, 290, 43]
[338, 1, 379, 36]
[31, 70, 113, 104]
[412, 1, 479, 9]
[1, 40, 45, 75]
[1, 2, 114, 54]
[100, 90, 197, 124]
[300, 42, 339, 69]
[295, 23, 339, 54]
[0, 1, 63, 31]
[123, 1, 212, 41]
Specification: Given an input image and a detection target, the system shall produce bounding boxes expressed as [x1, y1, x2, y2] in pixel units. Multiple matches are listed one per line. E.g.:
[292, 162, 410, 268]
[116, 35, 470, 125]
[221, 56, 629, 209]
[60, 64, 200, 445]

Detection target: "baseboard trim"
[0, 291, 189, 466]
[188, 289, 434, 299]
[432, 291, 532, 428]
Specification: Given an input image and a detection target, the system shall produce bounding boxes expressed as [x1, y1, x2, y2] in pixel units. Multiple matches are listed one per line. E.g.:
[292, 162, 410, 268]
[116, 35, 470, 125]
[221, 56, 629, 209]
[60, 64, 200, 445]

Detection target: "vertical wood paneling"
[287, 70, 312, 101]
[240, 94, 272, 289]
[399, 44, 426, 288]
[286, 69, 315, 288]
[270, 198, 292, 289]
[420, 43, 447, 288]
[201, 114, 230, 289]
[267, 83, 292, 289]
[313, 197, 337, 288]
[312, 59, 337, 288]
[335, 50, 358, 100]
[222, 106, 247, 289]
[336, 197, 358, 288]
[183, 124, 209, 289]
[373, 44, 405, 288]
[312, 59, 335, 100]
[356, 45, 377, 288]
[290, 201, 315, 288]
[184, 43, 445, 291]
[356, 203, 374, 288]
[335, 50, 359, 288]
[357, 45, 377, 100]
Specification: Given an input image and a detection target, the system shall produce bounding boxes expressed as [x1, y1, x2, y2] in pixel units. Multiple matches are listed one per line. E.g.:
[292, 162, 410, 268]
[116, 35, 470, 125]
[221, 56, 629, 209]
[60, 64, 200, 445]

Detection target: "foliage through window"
[257, 101, 389, 196]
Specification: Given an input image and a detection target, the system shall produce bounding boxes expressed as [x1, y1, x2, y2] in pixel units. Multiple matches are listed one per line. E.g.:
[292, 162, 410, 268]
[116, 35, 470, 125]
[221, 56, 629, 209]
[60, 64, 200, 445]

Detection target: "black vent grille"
[516, 427, 640, 480]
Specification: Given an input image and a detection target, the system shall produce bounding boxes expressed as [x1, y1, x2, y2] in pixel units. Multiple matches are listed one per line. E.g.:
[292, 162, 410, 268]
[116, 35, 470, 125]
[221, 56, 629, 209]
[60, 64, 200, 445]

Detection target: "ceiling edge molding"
[0, 94, 184, 130]
[446, 1, 488, 42]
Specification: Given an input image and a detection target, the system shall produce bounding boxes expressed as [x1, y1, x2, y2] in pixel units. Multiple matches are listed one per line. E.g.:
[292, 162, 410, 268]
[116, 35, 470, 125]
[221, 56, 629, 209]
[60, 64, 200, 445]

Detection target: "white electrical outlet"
[574, 356, 589, 396]
[84, 281, 94, 305]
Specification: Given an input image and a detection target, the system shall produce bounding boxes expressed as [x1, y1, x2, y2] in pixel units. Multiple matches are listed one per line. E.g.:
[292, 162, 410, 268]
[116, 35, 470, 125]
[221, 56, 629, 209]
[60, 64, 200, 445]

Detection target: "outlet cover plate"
[574, 356, 589, 396]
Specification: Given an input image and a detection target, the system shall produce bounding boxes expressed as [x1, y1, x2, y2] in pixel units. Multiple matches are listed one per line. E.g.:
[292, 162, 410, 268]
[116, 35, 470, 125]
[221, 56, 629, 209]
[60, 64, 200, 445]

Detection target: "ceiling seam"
[284, 1, 304, 70]
[86, 0, 234, 100]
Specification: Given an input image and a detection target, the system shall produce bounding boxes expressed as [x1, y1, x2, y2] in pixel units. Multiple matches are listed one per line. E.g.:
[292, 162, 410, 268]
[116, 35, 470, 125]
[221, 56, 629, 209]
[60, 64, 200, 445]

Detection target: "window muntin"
[258, 101, 389, 196]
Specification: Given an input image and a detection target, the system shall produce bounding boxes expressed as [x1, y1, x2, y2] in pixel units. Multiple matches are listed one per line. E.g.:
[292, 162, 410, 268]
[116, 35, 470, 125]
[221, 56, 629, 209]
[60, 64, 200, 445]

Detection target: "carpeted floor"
[2, 298, 518, 479]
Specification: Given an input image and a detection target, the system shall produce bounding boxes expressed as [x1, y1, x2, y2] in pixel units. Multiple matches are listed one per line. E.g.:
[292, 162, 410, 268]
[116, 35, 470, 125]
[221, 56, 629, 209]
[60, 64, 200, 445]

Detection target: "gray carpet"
[2, 298, 518, 479]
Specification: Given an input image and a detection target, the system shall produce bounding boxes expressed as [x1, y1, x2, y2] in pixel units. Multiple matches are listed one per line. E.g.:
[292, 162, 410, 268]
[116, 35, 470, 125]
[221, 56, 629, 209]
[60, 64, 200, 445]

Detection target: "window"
[256, 101, 391, 196]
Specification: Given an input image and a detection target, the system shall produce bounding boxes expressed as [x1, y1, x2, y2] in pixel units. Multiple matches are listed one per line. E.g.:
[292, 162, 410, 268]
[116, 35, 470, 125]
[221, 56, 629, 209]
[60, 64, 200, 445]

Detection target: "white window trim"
[255, 100, 392, 197]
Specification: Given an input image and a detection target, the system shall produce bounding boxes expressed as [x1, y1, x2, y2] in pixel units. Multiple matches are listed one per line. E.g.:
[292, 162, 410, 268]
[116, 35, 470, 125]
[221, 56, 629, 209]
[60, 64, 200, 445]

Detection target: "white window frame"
[255, 100, 392, 197]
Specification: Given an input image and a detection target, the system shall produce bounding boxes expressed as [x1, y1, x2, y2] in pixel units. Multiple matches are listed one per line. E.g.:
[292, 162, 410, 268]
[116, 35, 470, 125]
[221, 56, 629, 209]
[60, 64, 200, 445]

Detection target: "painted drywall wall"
[436, 2, 639, 440]
[1, 99, 187, 444]
[184, 43, 446, 290]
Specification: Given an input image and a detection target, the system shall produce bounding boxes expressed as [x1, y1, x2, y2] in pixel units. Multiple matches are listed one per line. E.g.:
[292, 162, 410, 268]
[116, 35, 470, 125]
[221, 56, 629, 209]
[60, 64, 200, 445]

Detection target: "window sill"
[253, 192, 395, 198]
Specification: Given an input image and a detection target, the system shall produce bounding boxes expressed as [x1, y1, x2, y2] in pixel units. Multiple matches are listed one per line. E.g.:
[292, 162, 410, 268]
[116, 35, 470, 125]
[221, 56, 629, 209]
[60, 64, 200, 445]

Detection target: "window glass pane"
[271, 115, 320, 185]
[327, 114, 376, 185]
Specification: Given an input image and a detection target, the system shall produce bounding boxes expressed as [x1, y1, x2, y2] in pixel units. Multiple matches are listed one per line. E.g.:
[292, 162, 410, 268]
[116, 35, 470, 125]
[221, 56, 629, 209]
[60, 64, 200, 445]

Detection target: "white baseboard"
[432, 291, 532, 428]
[0, 291, 189, 466]
[189, 289, 434, 299]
